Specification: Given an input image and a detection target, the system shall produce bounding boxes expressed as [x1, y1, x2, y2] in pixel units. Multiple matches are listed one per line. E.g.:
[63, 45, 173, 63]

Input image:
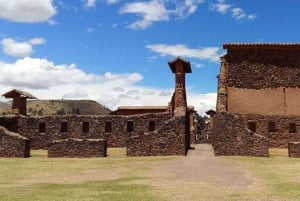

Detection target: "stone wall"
[48, 138, 107, 157]
[0, 116, 19, 133]
[213, 112, 269, 157]
[18, 112, 173, 148]
[0, 126, 30, 157]
[288, 142, 300, 158]
[126, 116, 187, 156]
[225, 47, 300, 89]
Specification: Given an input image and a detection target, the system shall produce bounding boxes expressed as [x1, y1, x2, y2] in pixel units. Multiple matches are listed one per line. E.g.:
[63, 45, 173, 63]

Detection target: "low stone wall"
[48, 138, 107, 157]
[18, 113, 172, 150]
[0, 126, 30, 157]
[213, 112, 269, 157]
[126, 116, 187, 156]
[288, 142, 300, 158]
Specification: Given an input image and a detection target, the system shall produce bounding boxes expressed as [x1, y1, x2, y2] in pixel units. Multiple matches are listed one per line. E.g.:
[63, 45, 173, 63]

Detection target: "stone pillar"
[205, 110, 216, 128]
[12, 97, 27, 115]
[216, 56, 228, 112]
[168, 58, 192, 117]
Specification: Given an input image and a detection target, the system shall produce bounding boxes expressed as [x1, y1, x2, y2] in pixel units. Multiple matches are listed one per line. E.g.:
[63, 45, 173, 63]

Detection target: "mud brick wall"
[0, 126, 30, 157]
[213, 112, 269, 157]
[288, 142, 300, 157]
[225, 48, 300, 89]
[48, 139, 107, 157]
[126, 116, 187, 156]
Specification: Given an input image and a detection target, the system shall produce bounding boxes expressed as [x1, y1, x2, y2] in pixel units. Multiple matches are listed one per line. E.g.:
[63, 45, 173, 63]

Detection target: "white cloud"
[119, 1, 169, 30]
[1, 37, 46, 57]
[86, 27, 95, 33]
[146, 44, 223, 62]
[119, 0, 204, 30]
[0, 0, 56, 23]
[84, 0, 96, 8]
[209, 0, 231, 14]
[210, 0, 257, 21]
[231, 7, 246, 20]
[0, 57, 216, 115]
[106, 0, 120, 4]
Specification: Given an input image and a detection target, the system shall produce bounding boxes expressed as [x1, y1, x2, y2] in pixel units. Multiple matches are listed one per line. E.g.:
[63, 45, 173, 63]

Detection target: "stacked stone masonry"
[48, 138, 107, 157]
[126, 116, 187, 156]
[0, 126, 30, 157]
[288, 142, 300, 158]
[213, 112, 269, 157]
[225, 48, 300, 89]
[18, 113, 171, 148]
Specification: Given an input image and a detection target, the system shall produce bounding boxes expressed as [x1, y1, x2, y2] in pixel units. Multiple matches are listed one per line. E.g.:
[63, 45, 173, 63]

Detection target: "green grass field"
[0, 148, 300, 201]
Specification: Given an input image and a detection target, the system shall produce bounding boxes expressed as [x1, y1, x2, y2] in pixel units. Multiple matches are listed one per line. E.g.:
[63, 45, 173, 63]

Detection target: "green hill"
[1, 100, 111, 116]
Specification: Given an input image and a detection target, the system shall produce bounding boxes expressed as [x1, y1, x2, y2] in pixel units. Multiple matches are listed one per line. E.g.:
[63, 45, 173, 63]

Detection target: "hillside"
[1, 100, 111, 116]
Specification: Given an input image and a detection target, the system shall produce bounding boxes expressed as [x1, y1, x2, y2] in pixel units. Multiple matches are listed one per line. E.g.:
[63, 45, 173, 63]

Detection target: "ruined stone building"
[214, 43, 300, 156]
[0, 57, 197, 157]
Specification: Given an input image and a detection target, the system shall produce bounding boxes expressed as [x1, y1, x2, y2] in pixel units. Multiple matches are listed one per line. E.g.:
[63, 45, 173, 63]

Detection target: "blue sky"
[0, 0, 299, 114]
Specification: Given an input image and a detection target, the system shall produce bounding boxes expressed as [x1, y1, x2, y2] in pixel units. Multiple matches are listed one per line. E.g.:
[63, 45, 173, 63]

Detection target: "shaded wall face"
[225, 47, 300, 115]
[12, 97, 27, 115]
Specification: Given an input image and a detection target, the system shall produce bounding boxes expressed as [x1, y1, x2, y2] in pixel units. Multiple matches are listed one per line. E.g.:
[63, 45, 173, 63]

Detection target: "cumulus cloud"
[210, 0, 257, 21]
[1, 37, 46, 57]
[0, 57, 216, 114]
[146, 44, 223, 62]
[106, 0, 120, 4]
[0, 0, 56, 23]
[119, 0, 204, 30]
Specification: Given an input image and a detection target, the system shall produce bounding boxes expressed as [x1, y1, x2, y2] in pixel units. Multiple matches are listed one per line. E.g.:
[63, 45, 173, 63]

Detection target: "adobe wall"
[0, 126, 30, 158]
[227, 87, 300, 115]
[48, 139, 107, 157]
[213, 112, 269, 157]
[126, 116, 187, 156]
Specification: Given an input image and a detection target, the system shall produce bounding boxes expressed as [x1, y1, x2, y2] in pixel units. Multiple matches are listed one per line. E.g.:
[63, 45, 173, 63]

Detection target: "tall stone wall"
[0, 116, 19, 133]
[213, 112, 269, 157]
[0, 126, 30, 157]
[225, 47, 300, 89]
[48, 139, 107, 157]
[126, 116, 187, 156]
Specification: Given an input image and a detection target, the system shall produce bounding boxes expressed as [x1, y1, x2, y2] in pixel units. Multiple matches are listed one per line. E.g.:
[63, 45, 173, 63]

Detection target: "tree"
[194, 112, 208, 131]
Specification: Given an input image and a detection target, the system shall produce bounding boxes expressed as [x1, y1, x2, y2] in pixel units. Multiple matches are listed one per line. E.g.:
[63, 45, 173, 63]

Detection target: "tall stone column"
[168, 57, 192, 117]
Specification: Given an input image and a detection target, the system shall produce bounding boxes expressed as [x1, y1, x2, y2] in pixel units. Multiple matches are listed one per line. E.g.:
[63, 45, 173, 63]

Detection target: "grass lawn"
[0, 148, 300, 201]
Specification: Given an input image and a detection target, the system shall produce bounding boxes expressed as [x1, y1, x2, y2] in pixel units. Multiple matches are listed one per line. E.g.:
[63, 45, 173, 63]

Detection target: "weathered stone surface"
[0, 116, 19, 133]
[225, 47, 300, 89]
[213, 112, 269, 157]
[0, 126, 30, 157]
[288, 142, 300, 157]
[126, 116, 187, 156]
[48, 138, 107, 157]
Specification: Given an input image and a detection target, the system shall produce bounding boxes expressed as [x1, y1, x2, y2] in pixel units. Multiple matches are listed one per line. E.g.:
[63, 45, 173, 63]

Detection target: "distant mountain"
[1, 100, 111, 116]
[0, 102, 11, 114]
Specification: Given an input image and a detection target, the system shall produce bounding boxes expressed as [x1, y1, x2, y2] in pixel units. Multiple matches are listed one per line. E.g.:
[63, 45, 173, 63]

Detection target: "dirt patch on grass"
[147, 144, 253, 192]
